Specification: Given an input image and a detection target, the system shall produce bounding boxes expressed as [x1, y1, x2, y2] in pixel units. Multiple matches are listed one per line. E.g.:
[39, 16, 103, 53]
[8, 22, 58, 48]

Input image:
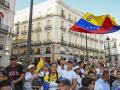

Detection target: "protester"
[61, 60, 77, 90]
[43, 62, 62, 90]
[79, 77, 92, 90]
[94, 70, 110, 90]
[96, 63, 104, 79]
[112, 69, 120, 90]
[0, 70, 8, 82]
[39, 64, 49, 89]
[88, 71, 97, 81]
[57, 58, 67, 75]
[0, 80, 12, 90]
[0, 64, 5, 71]
[110, 70, 116, 87]
[24, 64, 36, 90]
[6, 55, 24, 90]
[78, 61, 86, 77]
[57, 78, 72, 90]
[74, 66, 82, 89]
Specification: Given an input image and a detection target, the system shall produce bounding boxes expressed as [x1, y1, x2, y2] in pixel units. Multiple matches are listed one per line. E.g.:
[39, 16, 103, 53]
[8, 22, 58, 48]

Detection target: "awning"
[0, 12, 4, 18]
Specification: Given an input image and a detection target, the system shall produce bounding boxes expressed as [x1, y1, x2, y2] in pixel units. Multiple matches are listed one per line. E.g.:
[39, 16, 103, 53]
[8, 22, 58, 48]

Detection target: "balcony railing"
[0, 0, 9, 8]
[0, 23, 9, 31]
[45, 25, 52, 30]
[21, 31, 27, 35]
[35, 27, 41, 32]
[60, 26, 66, 31]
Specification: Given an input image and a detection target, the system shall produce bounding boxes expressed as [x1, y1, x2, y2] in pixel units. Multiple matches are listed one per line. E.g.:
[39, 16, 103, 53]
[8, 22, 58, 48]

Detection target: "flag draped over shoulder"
[35, 58, 44, 74]
[70, 12, 120, 34]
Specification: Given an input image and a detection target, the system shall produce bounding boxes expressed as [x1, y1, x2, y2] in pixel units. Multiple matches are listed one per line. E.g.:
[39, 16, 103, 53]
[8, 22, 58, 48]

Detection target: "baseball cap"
[74, 66, 80, 70]
[10, 55, 17, 60]
[27, 64, 35, 69]
[44, 64, 50, 68]
[57, 78, 71, 86]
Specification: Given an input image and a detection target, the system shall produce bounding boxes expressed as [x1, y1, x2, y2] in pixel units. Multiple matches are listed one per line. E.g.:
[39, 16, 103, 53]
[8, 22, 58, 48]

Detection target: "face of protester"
[42, 66, 49, 72]
[67, 62, 73, 70]
[0, 86, 12, 90]
[57, 83, 70, 90]
[116, 71, 120, 79]
[89, 73, 96, 81]
[80, 63, 84, 68]
[0, 73, 4, 81]
[29, 66, 36, 73]
[10, 59, 17, 66]
[75, 68, 80, 74]
[104, 73, 110, 81]
[50, 63, 57, 73]
[60, 59, 65, 65]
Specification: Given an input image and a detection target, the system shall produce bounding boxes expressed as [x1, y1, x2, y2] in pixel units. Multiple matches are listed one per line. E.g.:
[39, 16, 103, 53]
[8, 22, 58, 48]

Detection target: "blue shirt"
[94, 79, 110, 90]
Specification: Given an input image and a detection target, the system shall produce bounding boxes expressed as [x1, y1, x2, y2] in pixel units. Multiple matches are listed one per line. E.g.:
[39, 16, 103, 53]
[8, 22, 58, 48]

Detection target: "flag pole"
[85, 33, 88, 64]
[26, 0, 33, 67]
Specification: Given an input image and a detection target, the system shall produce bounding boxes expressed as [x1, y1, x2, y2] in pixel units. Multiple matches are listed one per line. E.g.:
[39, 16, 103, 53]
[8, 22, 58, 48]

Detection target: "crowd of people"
[0, 55, 120, 90]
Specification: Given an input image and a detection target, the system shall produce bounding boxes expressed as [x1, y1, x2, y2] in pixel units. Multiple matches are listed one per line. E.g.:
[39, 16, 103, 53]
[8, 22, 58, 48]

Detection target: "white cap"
[27, 64, 35, 69]
[74, 66, 80, 70]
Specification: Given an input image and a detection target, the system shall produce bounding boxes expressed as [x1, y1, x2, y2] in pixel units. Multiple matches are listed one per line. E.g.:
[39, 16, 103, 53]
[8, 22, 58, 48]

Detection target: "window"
[0, 37, 3, 44]
[69, 36, 71, 43]
[47, 9, 52, 15]
[37, 34, 40, 41]
[61, 10, 65, 18]
[35, 48, 40, 54]
[75, 38, 77, 44]
[69, 14, 71, 20]
[24, 25, 27, 31]
[47, 32, 50, 41]
[47, 20, 52, 27]
[45, 47, 51, 54]
[37, 22, 40, 27]
[61, 21, 64, 27]
[74, 17, 76, 23]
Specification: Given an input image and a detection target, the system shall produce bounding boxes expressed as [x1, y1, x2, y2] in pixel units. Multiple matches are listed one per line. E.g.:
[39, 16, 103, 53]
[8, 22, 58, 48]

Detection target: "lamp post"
[85, 33, 88, 63]
[106, 36, 111, 66]
[26, 0, 33, 67]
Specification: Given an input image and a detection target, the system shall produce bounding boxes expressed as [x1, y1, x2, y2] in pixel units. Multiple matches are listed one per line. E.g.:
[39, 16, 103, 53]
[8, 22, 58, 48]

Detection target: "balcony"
[45, 25, 52, 30]
[0, 0, 9, 9]
[61, 14, 65, 18]
[21, 31, 27, 35]
[60, 26, 66, 32]
[35, 27, 41, 32]
[0, 23, 9, 33]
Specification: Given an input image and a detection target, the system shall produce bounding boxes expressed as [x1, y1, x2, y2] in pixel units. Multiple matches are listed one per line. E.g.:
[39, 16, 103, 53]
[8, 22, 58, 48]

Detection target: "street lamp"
[106, 36, 111, 66]
[26, 0, 33, 67]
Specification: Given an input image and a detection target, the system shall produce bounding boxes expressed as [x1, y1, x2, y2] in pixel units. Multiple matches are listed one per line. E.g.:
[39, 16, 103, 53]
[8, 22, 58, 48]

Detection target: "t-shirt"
[6, 64, 24, 89]
[76, 74, 82, 90]
[61, 69, 77, 82]
[57, 65, 67, 75]
[44, 73, 62, 90]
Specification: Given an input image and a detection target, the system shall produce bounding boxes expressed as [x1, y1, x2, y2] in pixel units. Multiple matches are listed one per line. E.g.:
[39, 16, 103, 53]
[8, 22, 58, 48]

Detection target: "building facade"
[0, 0, 15, 66]
[13, 0, 106, 64]
[104, 37, 120, 66]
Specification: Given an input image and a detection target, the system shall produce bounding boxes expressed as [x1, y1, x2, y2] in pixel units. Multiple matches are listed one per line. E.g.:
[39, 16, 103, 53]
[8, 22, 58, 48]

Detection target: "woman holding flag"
[43, 62, 62, 90]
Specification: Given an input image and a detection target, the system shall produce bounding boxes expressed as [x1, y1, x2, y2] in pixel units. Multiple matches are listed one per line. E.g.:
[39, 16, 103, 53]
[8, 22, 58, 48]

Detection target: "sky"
[15, 0, 120, 38]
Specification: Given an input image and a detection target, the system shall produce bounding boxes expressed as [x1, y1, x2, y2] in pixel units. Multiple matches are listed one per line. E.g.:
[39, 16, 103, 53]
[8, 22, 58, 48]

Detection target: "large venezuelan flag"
[70, 13, 120, 34]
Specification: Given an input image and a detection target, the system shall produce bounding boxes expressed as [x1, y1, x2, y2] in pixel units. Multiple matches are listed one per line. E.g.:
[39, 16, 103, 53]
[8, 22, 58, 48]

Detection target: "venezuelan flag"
[70, 13, 120, 34]
[35, 58, 44, 74]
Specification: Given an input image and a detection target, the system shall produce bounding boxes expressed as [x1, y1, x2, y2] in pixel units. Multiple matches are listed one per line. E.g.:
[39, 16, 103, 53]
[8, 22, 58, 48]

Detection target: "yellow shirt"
[44, 73, 61, 83]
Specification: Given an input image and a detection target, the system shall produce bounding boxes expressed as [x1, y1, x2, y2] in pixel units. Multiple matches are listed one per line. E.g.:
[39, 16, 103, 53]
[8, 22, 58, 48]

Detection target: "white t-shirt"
[76, 74, 82, 90]
[57, 65, 67, 75]
[24, 72, 34, 89]
[61, 69, 77, 82]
